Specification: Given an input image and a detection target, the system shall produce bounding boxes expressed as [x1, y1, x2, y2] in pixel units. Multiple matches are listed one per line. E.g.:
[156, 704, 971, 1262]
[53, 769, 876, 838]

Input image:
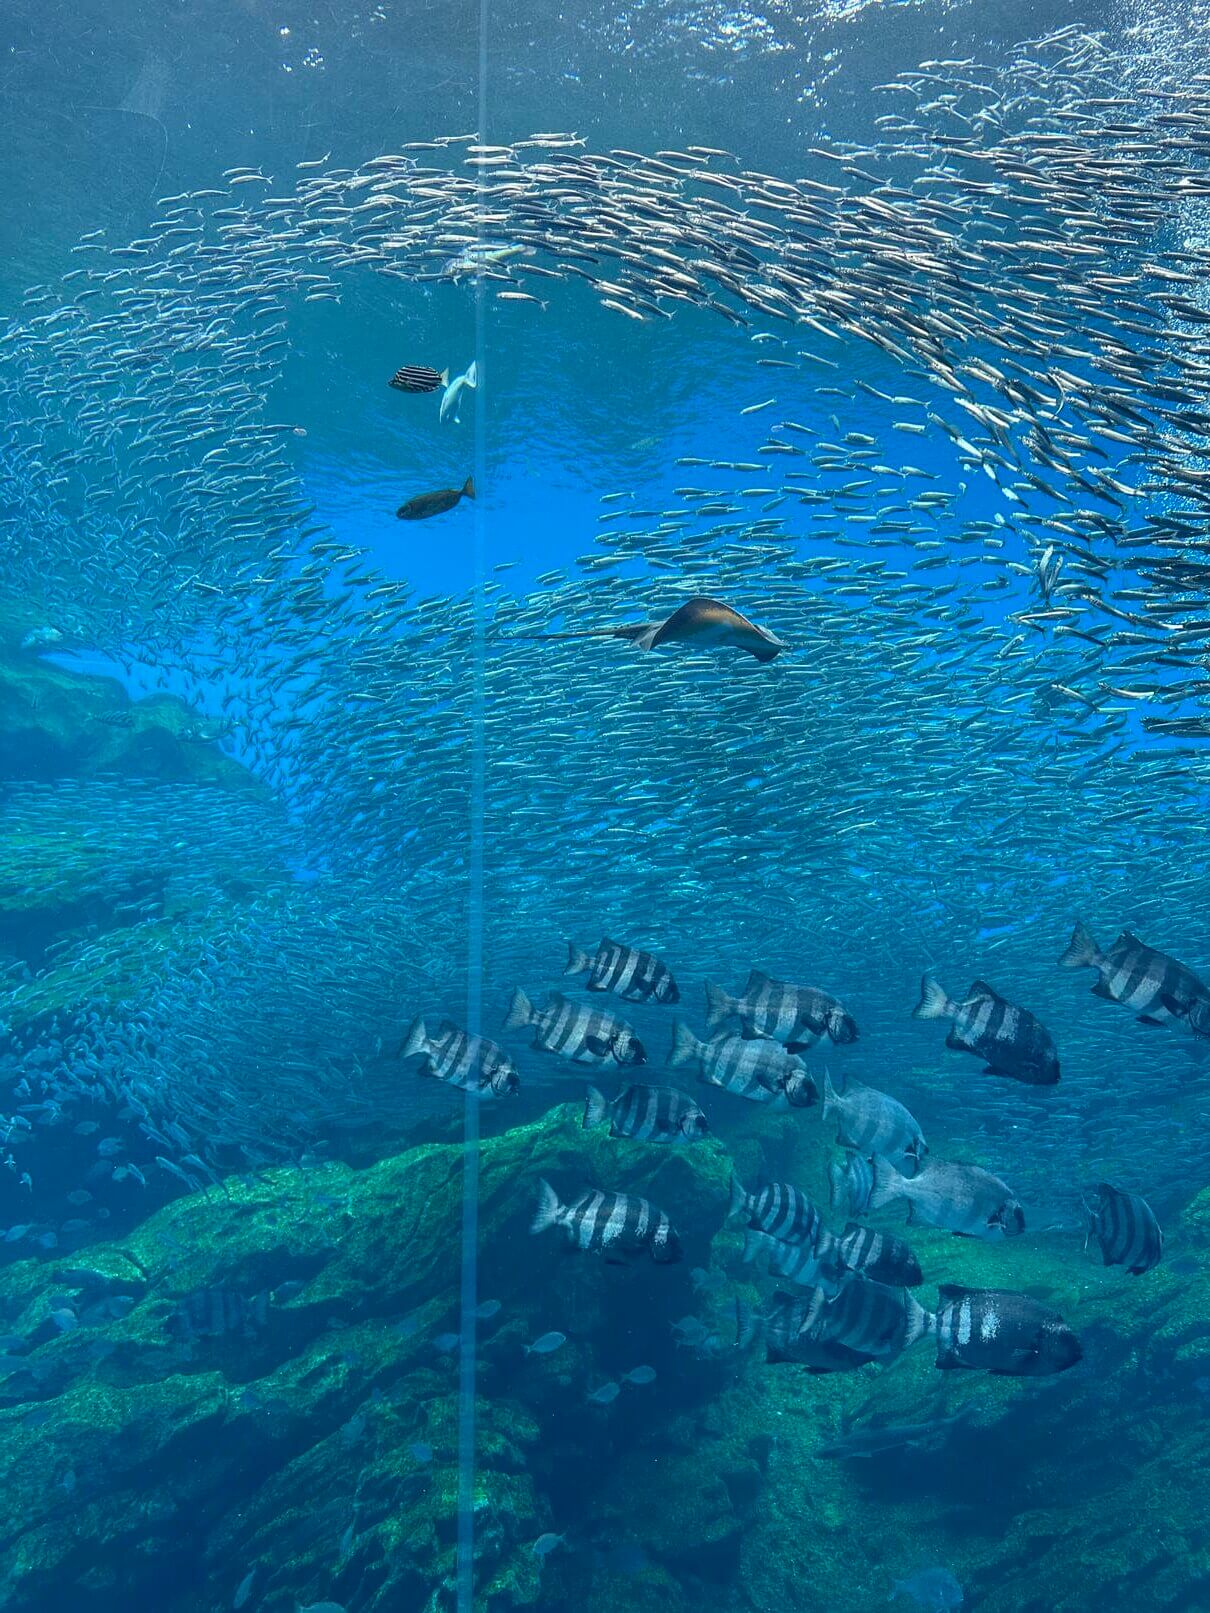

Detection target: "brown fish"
[524, 596, 788, 662]
[396, 476, 475, 521]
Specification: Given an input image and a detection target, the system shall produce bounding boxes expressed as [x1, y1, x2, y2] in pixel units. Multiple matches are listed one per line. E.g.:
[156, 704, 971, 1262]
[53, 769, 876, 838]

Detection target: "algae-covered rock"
[0, 611, 257, 791]
[0, 1091, 1207, 1613]
[0, 1104, 731, 1612]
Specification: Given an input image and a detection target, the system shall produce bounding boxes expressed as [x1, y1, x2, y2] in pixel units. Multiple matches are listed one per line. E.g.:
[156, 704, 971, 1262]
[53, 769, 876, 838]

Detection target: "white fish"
[439, 359, 478, 424]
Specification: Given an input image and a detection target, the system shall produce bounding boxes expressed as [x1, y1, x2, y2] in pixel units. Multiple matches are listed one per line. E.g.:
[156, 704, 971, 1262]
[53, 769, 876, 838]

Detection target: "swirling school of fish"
[3, 19, 1210, 1257]
[409, 928, 1167, 1378]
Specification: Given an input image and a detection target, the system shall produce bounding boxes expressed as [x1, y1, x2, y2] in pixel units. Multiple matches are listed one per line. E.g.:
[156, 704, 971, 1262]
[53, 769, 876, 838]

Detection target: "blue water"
[1, 1, 1209, 1610]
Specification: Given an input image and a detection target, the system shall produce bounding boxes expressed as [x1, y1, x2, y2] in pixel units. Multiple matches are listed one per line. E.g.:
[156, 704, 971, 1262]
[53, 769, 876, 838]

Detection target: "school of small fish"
[0, 21, 1204, 1401]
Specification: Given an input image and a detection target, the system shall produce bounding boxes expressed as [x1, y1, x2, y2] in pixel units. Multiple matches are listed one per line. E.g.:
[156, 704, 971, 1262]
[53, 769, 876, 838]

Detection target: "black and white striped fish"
[835, 1223, 923, 1288]
[738, 1278, 932, 1369]
[829, 1151, 874, 1218]
[818, 1273, 935, 1362]
[913, 976, 1059, 1085]
[583, 1083, 707, 1142]
[934, 1287, 1081, 1376]
[705, 970, 857, 1048]
[741, 1228, 846, 1294]
[669, 1022, 816, 1107]
[822, 1072, 926, 1169]
[167, 1286, 269, 1342]
[736, 1289, 861, 1371]
[530, 1179, 681, 1264]
[505, 989, 645, 1066]
[728, 1174, 827, 1246]
[565, 937, 679, 1004]
[1085, 1183, 1163, 1274]
[1060, 923, 1210, 1034]
[388, 363, 448, 394]
[401, 1017, 520, 1097]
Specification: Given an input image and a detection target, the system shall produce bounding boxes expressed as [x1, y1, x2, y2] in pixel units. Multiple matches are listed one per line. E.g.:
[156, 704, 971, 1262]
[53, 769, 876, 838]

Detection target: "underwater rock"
[0, 614, 259, 791]
[0, 1104, 730, 1611]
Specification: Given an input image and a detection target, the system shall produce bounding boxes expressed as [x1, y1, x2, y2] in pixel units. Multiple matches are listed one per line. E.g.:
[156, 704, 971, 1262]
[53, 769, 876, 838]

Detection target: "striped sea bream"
[1085, 1182, 1163, 1274]
[669, 1022, 816, 1107]
[565, 937, 680, 1004]
[582, 1082, 708, 1141]
[504, 988, 646, 1066]
[914, 976, 1059, 1085]
[400, 1016, 520, 1096]
[1060, 923, 1210, 1034]
[704, 970, 858, 1048]
[530, 1179, 682, 1264]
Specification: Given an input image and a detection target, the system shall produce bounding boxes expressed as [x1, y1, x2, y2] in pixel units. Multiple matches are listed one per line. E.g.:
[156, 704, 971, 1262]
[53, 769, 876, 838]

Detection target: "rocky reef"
[0, 1100, 1205, 1613]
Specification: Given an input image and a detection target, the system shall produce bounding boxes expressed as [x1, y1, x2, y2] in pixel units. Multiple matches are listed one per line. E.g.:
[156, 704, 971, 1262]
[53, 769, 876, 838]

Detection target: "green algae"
[0, 1103, 1205, 1611]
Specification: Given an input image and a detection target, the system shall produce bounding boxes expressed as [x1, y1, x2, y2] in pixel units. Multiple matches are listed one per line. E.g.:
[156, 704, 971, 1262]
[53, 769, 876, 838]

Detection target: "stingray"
[522, 596, 788, 663]
[79, 52, 170, 193]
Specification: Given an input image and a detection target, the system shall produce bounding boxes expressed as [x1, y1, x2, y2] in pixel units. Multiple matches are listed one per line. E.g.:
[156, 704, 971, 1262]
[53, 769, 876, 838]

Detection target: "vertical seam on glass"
[457, 0, 490, 1600]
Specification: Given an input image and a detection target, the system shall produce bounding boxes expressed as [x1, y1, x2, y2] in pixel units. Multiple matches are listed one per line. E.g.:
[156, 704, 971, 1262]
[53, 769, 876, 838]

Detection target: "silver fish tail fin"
[727, 1173, 749, 1226]
[582, 1087, 609, 1131]
[1059, 921, 1101, 970]
[868, 1156, 907, 1213]
[530, 1178, 564, 1236]
[741, 1229, 774, 1268]
[912, 975, 954, 1021]
[668, 1019, 703, 1069]
[821, 1067, 841, 1117]
[400, 1016, 429, 1060]
[704, 981, 737, 1031]
[735, 1297, 762, 1351]
[504, 987, 535, 1031]
[564, 942, 592, 979]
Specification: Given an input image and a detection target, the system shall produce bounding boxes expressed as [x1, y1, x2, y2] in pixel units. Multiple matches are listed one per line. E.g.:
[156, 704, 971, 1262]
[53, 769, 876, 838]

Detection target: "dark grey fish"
[506, 989, 645, 1066]
[530, 1179, 681, 1264]
[396, 476, 475, 520]
[583, 1083, 707, 1142]
[1085, 1183, 1163, 1274]
[705, 970, 857, 1046]
[1059, 923, 1210, 1032]
[401, 1017, 519, 1096]
[934, 1287, 1081, 1376]
[565, 937, 679, 1004]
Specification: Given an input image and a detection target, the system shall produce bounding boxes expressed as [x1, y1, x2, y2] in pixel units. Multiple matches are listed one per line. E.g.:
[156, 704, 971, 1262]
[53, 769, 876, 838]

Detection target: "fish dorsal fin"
[744, 969, 774, 992]
[968, 979, 1004, 1001]
[1115, 931, 1144, 951]
[937, 1283, 977, 1301]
